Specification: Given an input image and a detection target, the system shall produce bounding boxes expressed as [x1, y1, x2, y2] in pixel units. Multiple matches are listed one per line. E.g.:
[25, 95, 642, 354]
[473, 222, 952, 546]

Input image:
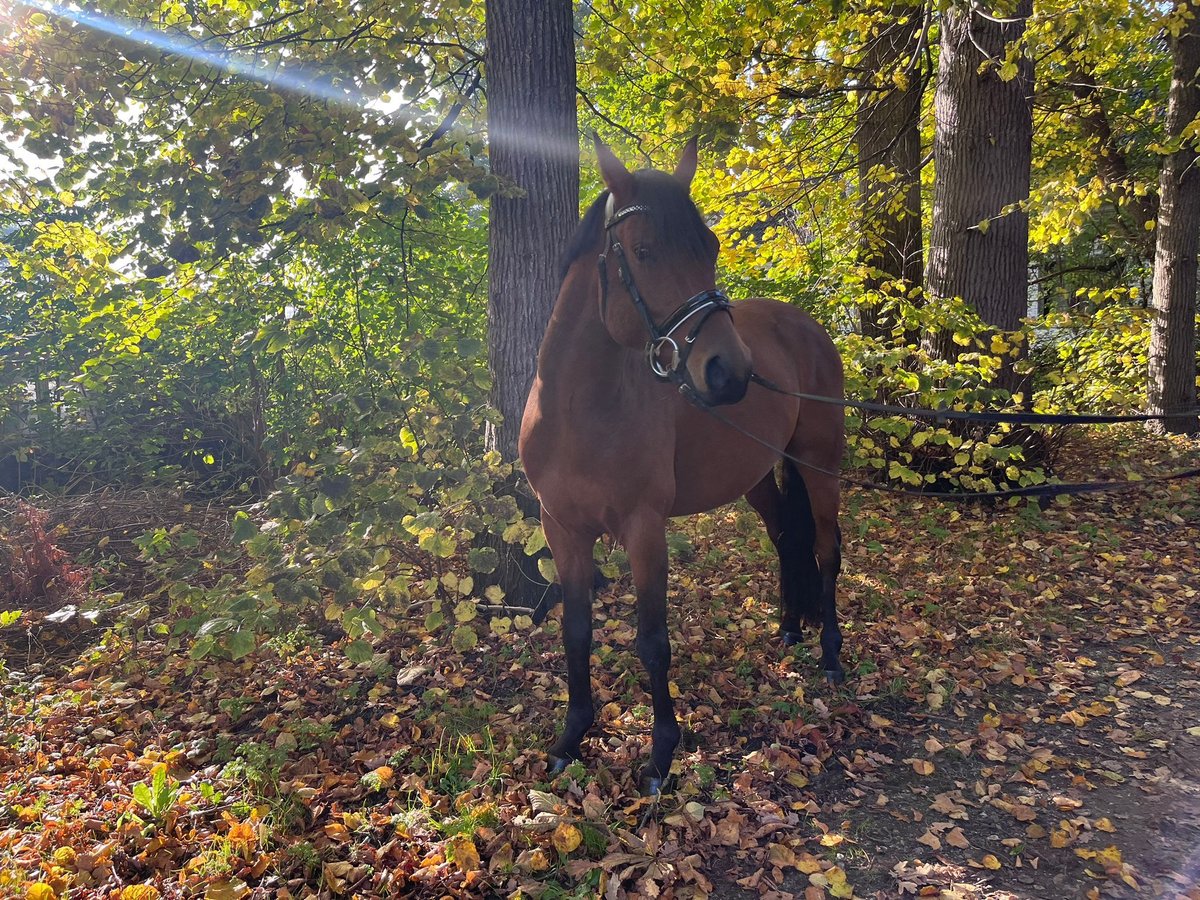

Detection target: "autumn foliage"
[0, 501, 88, 608]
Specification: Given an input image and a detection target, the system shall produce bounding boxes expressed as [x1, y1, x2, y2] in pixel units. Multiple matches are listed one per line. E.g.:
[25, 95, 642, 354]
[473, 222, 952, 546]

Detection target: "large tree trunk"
[927, 0, 1034, 356]
[485, 0, 579, 603]
[486, 0, 579, 461]
[857, 6, 925, 339]
[1147, 0, 1200, 435]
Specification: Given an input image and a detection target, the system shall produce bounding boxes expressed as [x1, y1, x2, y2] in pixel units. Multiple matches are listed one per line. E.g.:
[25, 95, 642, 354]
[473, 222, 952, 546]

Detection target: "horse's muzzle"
[704, 355, 750, 405]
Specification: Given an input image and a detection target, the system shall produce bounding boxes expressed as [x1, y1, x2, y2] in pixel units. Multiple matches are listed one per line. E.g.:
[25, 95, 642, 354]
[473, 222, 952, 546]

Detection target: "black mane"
[557, 170, 713, 280]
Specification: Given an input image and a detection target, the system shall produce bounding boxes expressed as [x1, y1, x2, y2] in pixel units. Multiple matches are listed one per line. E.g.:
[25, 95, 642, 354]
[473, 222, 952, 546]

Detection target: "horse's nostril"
[704, 354, 748, 405]
[706, 356, 729, 393]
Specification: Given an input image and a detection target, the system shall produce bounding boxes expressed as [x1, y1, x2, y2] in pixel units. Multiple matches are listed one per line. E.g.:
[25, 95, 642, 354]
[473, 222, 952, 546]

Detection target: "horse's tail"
[779, 460, 823, 625]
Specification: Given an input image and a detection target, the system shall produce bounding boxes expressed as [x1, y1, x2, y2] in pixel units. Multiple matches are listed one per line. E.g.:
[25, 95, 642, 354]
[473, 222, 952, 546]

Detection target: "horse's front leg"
[625, 513, 679, 795]
[542, 517, 598, 773]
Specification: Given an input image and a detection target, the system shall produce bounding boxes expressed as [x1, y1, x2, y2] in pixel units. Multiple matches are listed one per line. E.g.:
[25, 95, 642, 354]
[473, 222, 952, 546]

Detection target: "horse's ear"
[594, 133, 634, 201]
[674, 137, 699, 189]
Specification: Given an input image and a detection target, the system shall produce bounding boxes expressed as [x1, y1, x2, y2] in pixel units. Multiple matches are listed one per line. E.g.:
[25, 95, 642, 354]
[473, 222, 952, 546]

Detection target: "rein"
[675, 380, 1200, 502]
[599, 201, 732, 382]
[748, 373, 1200, 426]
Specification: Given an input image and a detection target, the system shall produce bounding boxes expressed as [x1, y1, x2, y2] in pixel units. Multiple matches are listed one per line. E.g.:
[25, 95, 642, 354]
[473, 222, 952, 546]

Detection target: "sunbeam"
[12, 0, 584, 163]
[15, 0, 402, 117]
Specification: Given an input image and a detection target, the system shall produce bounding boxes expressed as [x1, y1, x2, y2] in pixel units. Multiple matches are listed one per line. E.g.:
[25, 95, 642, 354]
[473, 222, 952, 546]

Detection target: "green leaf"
[524, 526, 547, 556]
[419, 530, 457, 558]
[451, 625, 478, 652]
[231, 511, 257, 545]
[345, 639, 373, 664]
[537, 557, 558, 584]
[468, 546, 499, 574]
[226, 630, 256, 660]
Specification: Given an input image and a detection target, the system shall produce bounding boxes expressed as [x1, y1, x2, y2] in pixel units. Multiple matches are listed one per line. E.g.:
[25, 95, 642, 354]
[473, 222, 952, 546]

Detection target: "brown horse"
[519, 137, 845, 794]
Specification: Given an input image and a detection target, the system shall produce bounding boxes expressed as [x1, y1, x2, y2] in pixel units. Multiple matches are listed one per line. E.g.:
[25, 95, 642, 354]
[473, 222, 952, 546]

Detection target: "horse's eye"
[634, 245, 654, 262]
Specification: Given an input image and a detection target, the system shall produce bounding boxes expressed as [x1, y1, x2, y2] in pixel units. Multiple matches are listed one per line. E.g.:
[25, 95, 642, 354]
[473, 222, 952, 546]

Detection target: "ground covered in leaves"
[3, 428, 1200, 900]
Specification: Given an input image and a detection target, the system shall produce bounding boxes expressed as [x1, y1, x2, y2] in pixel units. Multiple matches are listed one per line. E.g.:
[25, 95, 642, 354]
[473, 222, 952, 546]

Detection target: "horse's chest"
[522, 396, 672, 515]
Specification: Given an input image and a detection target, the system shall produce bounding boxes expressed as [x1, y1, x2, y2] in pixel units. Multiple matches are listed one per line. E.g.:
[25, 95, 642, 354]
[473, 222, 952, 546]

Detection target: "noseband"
[598, 200, 733, 383]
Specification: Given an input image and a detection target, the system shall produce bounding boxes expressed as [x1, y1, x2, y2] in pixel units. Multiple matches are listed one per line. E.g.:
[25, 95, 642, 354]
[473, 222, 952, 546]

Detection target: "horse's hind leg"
[790, 463, 844, 682]
[746, 467, 822, 648]
[541, 516, 599, 773]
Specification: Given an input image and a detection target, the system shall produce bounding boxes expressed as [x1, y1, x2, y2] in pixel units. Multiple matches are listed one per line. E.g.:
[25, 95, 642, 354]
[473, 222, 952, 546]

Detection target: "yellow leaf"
[448, 834, 480, 872]
[120, 887, 162, 900]
[551, 822, 582, 855]
[981, 854, 1002, 870]
[204, 879, 250, 900]
[912, 759, 935, 775]
[26, 885, 57, 900]
[819, 832, 845, 848]
[787, 852, 819, 874]
[826, 866, 854, 899]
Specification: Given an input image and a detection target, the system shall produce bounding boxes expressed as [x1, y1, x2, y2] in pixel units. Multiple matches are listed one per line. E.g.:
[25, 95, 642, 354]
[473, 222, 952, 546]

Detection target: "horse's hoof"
[824, 668, 845, 685]
[548, 755, 572, 776]
[640, 775, 666, 797]
[781, 630, 804, 647]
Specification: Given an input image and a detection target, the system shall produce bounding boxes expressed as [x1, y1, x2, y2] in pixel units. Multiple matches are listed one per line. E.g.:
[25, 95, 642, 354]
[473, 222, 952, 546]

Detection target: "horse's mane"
[557, 170, 714, 280]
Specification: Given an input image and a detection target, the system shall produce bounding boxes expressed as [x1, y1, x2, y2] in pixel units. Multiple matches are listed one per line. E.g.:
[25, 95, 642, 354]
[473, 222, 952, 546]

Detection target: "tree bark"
[927, 0, 1034, 349]
[1148, 0, 1200, 435]
[486, 0, 579, 461]
[857, 6, 925, 339]
[485, 0, 579, 602]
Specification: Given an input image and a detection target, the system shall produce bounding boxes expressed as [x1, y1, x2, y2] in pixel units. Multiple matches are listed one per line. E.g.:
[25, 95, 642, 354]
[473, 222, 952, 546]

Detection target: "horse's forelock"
[557, 170, 714, 284]
[631, 170, 713, 264]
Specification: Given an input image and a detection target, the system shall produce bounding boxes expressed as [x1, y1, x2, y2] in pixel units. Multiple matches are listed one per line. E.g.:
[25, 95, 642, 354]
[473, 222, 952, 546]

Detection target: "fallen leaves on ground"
[1, 428, 1198, 898]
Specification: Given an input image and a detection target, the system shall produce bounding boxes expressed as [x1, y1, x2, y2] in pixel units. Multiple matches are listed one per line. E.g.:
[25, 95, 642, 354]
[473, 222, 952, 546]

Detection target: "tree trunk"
[927, 0, 1033, 353]
[485, 0, 579, 602]
[1147, 0, 1200, 435]
[857, 6, 925, 339]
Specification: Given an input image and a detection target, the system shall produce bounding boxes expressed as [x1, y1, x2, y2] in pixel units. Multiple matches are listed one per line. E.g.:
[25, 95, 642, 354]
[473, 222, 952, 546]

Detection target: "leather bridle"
[598, 199, 733, 384]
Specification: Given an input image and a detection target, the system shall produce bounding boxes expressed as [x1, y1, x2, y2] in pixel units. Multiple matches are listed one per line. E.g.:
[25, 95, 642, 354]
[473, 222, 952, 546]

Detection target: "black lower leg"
[819, 530, 844, 682]
[547, 585, 594, 769]
[777, 461, 822, 640]
[637, 625, 680, 794]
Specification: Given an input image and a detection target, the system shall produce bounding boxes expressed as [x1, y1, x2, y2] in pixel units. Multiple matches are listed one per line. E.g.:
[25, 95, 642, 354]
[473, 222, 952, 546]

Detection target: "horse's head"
[594, 136, 752, 406]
